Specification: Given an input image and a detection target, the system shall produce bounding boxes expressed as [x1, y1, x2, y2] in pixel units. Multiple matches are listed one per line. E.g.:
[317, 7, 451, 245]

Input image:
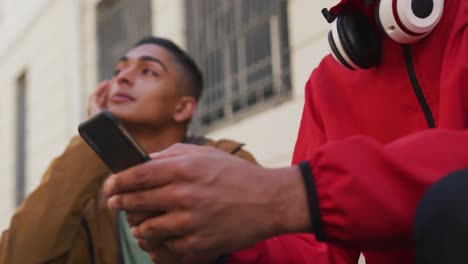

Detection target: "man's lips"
[110, 93, 135, 103]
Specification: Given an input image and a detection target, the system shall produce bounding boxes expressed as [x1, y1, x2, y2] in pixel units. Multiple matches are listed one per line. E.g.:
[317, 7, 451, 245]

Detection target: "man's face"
[107, 44, 183, 127]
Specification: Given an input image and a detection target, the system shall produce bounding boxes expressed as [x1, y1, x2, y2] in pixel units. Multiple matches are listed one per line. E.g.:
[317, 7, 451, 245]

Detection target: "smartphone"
[78, 110, 150, 173]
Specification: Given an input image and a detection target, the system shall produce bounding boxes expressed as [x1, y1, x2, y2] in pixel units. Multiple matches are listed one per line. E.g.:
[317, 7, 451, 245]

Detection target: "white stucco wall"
[0, 0, 82, 230]
[152, 0, 186, 49]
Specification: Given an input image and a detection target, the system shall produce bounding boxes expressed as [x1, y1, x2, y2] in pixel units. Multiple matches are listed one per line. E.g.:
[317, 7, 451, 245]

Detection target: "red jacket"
[228, 0, 468, 263]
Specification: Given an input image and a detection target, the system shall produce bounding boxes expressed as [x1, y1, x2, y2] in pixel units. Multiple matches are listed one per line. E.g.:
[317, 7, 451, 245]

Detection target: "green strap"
[118, 211, 153, 264]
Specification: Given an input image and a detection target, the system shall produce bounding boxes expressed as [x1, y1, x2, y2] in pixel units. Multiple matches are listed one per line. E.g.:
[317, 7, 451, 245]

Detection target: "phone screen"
[78, 111, 150, 173]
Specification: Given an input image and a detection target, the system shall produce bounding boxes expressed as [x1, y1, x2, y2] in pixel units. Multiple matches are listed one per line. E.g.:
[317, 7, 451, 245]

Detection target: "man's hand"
[102, 144, 311, 262]
[87, 80, 110, 117]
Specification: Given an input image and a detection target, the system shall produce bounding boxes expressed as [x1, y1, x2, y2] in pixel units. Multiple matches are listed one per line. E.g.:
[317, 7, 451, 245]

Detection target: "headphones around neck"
[324, 0, 444, 70]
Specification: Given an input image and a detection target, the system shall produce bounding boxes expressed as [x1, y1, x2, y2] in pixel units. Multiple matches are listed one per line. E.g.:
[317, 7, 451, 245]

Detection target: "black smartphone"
[78, 110, 150, 173]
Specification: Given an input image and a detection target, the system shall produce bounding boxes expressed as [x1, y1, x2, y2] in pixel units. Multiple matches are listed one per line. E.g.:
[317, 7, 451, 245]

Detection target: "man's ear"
[173, 96, 197, 122]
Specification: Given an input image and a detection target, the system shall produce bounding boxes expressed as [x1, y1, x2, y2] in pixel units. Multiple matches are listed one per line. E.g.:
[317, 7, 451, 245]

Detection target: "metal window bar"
[15, 72, 27, 207]
[97, 0, 152, 80]
[187, 0, 291, 133]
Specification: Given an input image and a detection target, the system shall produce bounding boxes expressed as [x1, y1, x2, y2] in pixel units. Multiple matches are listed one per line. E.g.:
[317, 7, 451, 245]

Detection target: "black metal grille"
[186, 0, 291, 132]
[97, 0, 152, 80]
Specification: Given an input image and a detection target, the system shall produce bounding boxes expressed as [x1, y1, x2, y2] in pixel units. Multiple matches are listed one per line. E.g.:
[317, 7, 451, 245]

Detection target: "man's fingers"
[126, 212, 160, 227]
[163, 235, 213, 255]
[149, 143, 203, 160]
[97, 81, 110, 94]
[96, 81, 110, 106]
[103, 146, 209, 197]
[137, 239, 181, 264]
[131, 212, 195, 242]
[96, 80, 110, 93]
[145, 244, 182, 264]
[102, 158, 177, 197]
[88, 80, 111, 116]
[108, 184, 187, 211]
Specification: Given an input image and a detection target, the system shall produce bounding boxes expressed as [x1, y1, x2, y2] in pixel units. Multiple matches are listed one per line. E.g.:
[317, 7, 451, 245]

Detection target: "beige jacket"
[0, 136, 256, 264]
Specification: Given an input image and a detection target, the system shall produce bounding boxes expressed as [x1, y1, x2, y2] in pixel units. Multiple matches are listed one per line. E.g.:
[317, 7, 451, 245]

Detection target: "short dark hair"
[133, 36, 203, 101]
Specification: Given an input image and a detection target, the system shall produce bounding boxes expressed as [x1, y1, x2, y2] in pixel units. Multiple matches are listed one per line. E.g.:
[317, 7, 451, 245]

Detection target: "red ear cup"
[328, 12, 381, 70]
[377, 0, 444, 44]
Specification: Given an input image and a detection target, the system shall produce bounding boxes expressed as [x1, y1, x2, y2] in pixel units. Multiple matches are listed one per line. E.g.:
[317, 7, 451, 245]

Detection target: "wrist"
[267, 166, 313, 236]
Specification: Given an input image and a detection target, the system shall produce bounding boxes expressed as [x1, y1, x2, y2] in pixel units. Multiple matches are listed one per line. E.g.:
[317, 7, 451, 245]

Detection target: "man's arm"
[300, 128, 468, 249]
[103, 128, 468, 259]
[0, 136, 109, 263]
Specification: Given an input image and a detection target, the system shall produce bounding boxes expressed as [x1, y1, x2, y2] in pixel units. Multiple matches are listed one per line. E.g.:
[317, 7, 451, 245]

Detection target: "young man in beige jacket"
[0, 36, 256, 264]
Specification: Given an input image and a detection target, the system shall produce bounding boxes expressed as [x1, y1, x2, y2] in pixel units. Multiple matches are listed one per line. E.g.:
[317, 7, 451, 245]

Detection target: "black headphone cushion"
[337, 12, 381, 69]
[328, 31, 355, 70]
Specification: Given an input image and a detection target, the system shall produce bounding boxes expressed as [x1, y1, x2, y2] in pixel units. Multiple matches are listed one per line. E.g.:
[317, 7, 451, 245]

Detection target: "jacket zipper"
[402, 44, 436, 128]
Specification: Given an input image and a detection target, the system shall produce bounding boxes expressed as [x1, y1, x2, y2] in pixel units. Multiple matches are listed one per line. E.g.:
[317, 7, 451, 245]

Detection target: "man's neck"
[124, 123, 186, 154]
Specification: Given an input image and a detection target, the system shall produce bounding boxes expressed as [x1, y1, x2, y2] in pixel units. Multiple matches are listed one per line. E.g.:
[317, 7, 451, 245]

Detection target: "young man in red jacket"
[102, 0, 468, 263]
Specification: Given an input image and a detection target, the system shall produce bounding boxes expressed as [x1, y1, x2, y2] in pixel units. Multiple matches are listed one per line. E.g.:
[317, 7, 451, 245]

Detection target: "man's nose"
[116, 67, 137, 86]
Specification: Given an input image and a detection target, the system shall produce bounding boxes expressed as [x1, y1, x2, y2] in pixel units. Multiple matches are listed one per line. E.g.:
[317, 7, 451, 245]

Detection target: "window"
[15, 72, 27, 206]
[97, 0, 152, 80]
[186, 0, 291, 132]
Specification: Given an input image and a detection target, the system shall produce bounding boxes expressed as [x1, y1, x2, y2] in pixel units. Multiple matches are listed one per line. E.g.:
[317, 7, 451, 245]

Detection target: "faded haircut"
[134, 36, 204, 101]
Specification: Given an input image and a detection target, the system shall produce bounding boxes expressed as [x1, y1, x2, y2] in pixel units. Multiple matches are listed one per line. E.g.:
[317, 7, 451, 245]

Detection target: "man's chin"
[106, 105, 157, 129]
[106, 106, 134, 123]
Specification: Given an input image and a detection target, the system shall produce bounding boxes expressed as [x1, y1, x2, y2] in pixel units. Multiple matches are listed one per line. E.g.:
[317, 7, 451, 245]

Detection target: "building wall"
[152, 0, 186, 48]
[0, 0, 50, 50]
[0, 0, 85, 230]
[82, 0, 100, 99]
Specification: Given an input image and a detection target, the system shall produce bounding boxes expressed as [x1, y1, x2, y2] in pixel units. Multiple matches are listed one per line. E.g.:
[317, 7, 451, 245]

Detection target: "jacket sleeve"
[0, 136, 109, 263]
[303, 3, 468, 249]
[305, 129, 468, 249]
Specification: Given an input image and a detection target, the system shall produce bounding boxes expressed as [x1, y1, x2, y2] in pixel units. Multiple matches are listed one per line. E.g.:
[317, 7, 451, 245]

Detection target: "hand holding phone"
[78, 110, 150, 173]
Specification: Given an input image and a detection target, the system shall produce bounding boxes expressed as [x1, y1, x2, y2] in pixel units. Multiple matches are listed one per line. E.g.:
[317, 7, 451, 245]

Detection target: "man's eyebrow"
[139, 55, 168, 72]
[118, 56, 129, 63]
[116, 55, 168, 72]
